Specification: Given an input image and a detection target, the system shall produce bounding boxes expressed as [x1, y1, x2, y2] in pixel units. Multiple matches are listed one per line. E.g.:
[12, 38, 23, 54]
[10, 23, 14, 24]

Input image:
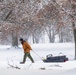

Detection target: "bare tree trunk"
[32, 34, 39, 43]
[59, 27, 64, 43]
[48, 29, 52, 43]
[46, 25, 55, 43]
[59, 32, 64, 43]
[32, 34, 35, 43]
[48, 30, 55, 43]
[73, 29, 76, 59]
[35, 37, 39, 43]
[72, 22, 76, 59]
[12, 30, 18, 47]
[71, 3, 76, 59]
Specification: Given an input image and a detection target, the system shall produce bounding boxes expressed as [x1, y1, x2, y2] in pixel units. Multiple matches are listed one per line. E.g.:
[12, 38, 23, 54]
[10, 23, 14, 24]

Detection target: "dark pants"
[23, 52, 34, 63]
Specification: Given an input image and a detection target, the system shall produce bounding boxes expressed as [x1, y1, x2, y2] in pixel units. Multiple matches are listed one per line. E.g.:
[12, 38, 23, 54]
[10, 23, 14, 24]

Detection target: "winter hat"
[19, 38, 23, 41]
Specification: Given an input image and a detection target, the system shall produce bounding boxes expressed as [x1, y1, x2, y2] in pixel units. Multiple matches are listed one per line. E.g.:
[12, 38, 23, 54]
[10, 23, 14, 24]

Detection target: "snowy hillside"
[0, 43, 76, 75]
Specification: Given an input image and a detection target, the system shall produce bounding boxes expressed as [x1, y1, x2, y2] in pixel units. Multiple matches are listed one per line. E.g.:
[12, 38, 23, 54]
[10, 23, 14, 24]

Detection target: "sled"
[43, 54, 68, 62]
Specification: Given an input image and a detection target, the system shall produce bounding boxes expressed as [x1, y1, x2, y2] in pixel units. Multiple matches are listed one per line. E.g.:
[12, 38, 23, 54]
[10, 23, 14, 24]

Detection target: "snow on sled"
[43, 54, 68, 62]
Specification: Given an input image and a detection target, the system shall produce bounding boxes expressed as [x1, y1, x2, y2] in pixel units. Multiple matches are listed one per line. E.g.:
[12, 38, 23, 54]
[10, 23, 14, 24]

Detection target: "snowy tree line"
[0, 0, 76, 46]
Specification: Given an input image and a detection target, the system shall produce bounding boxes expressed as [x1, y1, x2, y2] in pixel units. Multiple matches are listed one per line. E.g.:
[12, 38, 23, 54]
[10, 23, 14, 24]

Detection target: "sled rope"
[32, 50, 43, 60]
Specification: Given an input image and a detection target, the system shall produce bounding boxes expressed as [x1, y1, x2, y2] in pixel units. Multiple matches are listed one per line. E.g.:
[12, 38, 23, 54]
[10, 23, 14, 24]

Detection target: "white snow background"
[0, 43, 76, 75]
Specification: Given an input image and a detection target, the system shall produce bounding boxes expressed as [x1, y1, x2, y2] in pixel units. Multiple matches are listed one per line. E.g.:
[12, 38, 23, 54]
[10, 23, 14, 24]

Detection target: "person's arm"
[25, 42, 32, 50]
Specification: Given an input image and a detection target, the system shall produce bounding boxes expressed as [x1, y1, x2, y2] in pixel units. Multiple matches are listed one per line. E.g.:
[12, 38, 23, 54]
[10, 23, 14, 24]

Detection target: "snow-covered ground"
[0, 43, 76, 75]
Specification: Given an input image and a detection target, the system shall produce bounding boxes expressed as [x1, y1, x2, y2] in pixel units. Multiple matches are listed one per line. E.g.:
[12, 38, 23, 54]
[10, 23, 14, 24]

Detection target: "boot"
[20, 62, 25, 64]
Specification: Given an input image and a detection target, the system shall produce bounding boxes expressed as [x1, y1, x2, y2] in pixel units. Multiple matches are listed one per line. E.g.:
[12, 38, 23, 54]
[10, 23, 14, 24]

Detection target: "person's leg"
[20, 53, 28, 64]
[23, 52, 29, 63]
[28, 53, 34, 63]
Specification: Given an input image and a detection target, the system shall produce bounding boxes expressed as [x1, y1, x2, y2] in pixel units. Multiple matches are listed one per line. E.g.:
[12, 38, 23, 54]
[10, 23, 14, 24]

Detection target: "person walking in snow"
[19, 38, 34, 64]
